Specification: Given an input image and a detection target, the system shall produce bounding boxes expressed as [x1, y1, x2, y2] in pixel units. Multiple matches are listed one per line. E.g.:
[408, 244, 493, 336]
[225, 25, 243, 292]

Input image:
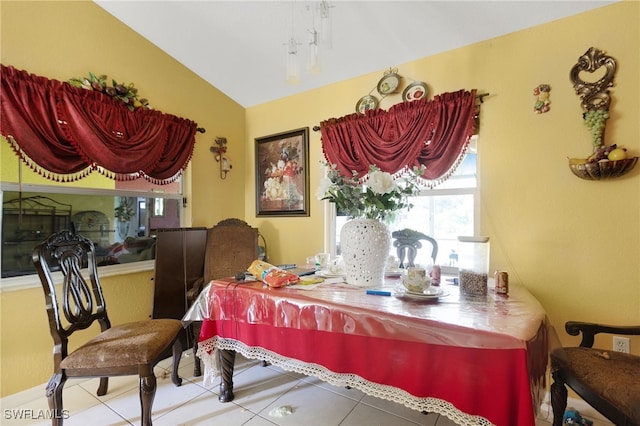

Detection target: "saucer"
[384, 269, 405, 277]
[406, 287, 440, 296]
[394, 286, 449, 300]
[316, 270, 346, 278]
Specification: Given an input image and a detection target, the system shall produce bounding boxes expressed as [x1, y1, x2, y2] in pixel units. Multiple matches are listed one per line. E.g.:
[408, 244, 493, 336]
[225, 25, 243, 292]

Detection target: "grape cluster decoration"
[583, 109, 609, 147]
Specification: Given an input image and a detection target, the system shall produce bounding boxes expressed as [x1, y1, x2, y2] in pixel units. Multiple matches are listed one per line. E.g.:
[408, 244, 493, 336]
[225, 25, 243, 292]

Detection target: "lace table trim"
[197, 336, 494, 426]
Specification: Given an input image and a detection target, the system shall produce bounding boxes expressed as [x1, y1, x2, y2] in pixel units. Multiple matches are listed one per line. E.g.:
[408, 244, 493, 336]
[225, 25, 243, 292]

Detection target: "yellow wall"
[245, 0, 639, 353]
[0, 0, 246, 396]
[1, 0, 639, 400]
[0, 271, 155, 397]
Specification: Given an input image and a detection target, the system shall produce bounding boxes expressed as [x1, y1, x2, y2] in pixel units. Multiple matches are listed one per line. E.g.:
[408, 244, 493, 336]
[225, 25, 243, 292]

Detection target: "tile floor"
[1, 351, 611, 426]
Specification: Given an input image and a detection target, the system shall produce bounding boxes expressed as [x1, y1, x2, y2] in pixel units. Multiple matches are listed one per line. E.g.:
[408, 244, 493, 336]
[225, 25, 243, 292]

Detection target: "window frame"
[323, 136, 480, 268]
[0, 181, 184, 291]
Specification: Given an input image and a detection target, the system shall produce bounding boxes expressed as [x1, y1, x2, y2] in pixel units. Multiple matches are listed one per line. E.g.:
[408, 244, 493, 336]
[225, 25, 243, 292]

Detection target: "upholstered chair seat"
[60, 319, 183, 372]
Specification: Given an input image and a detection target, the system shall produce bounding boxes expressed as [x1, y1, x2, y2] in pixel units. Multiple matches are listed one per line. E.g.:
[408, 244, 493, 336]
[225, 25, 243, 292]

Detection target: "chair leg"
[550, 369, 568, 426]
[139, 375, 156, 426]
[171, 338, 183, 387]
[97, 377, 109, 396]
[45, 373, 67, 426]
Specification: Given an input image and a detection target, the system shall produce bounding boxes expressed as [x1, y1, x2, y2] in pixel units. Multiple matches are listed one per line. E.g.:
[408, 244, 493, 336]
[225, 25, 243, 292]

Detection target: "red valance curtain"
[320, 89, 477, 186]
[0, 64, 198, 183]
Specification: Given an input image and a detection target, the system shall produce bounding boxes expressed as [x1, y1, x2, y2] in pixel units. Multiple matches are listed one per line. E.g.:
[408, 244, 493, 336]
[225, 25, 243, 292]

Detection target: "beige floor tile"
[228, 364, 302, 415]
[257, 380, 360, 426]
[341, 402, 434, 426]
[153, 390, 256, 426]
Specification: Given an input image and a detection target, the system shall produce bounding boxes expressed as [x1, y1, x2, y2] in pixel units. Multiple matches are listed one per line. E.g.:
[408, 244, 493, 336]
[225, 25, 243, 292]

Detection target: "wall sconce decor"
[568, 47, 637, 180]
[210, 137, 232, 179]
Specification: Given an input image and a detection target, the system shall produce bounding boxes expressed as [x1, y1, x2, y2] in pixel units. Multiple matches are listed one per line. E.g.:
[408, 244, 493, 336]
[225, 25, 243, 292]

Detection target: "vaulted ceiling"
[95, 1, 616, 108]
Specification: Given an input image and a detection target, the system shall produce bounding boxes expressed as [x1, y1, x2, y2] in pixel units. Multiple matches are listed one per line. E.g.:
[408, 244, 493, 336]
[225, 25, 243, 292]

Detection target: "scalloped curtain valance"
[0, 64, 198, 184]
[320, 89, 477, 187]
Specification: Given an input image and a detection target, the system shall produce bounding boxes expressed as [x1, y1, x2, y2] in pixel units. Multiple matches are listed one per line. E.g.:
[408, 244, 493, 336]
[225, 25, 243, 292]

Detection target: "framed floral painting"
[255, 127, 310, 216]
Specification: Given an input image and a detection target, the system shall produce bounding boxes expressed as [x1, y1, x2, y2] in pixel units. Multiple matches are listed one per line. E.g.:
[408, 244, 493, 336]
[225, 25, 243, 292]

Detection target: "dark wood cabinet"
[152, 227, 207, 322]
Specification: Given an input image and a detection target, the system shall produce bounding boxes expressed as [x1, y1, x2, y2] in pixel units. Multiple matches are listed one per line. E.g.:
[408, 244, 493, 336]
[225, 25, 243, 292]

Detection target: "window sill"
[0, 260, 155, 293]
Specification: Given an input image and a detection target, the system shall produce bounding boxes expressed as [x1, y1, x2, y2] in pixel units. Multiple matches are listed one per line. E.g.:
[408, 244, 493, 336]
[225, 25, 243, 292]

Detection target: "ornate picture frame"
[255, 127, 310, 217]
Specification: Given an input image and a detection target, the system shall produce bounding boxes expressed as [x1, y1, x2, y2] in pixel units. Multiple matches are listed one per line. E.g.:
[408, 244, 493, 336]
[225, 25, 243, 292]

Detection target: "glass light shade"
[307, 30, 321, 74]
[320, 1, 332, 49]
[286, 37, 300, 85]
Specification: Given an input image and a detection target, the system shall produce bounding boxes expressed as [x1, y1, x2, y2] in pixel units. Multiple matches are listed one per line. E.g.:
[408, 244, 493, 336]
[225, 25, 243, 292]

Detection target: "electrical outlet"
[613, 336, 630, 353]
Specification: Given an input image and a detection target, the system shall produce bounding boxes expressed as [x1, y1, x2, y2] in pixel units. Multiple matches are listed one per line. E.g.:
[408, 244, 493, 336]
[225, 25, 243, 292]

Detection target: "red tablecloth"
[190, 278, 548, 426]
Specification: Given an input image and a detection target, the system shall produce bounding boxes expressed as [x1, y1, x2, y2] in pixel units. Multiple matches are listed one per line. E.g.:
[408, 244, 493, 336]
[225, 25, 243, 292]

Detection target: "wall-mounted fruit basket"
[568, 47, 638, 180]
[569, 157, 638, 180]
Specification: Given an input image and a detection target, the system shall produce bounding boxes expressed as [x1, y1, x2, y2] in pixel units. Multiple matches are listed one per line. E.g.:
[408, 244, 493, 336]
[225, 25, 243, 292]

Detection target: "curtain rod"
[312, 92, 489, 132]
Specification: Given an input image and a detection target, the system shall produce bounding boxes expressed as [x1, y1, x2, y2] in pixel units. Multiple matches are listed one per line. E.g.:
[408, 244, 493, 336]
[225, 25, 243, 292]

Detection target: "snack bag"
[247, 260, 300, 288]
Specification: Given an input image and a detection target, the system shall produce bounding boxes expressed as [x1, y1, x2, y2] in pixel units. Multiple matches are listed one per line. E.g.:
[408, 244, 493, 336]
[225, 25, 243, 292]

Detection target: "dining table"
[183, 275, 549, 426]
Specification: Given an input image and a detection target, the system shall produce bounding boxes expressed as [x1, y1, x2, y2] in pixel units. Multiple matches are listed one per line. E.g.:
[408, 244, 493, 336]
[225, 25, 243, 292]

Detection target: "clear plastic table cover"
[184, 277, 549, 426]
[183, 277, 547, 350]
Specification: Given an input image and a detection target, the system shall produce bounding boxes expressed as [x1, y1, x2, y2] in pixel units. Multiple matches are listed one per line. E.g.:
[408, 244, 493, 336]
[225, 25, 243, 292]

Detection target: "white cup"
[314, 252, 330, 269]
[407, 267, 426, 281]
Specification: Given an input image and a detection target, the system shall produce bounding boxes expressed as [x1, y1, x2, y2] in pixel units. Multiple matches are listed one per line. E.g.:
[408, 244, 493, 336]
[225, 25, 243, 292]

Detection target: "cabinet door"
[152, 228, 207, 320]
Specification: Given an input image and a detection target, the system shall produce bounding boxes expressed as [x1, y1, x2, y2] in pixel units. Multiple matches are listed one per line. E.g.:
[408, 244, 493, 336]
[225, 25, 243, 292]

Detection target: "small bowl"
[569, 157, 638, 180]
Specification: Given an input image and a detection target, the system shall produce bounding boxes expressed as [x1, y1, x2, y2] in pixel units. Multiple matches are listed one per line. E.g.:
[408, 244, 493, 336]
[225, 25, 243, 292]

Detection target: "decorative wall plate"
[402, 81, 428, 102]
[377, 73, 401, 95]
[355, 95, 379, 114]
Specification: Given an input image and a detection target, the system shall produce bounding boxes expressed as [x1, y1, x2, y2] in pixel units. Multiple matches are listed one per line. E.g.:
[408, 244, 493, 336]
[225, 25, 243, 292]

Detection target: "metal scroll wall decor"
[567, 47, 637, 180]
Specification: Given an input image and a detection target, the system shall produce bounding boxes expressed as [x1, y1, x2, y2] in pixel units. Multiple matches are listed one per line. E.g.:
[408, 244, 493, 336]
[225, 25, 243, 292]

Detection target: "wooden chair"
[550, 321, 640, 426]
[32, 230, 183, 426]
[186, 218, 258, 376]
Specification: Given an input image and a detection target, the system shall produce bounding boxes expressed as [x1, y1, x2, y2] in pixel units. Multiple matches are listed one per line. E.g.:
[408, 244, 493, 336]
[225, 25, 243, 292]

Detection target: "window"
[1, 183, 183, 279]
[332, 137, 478, 269]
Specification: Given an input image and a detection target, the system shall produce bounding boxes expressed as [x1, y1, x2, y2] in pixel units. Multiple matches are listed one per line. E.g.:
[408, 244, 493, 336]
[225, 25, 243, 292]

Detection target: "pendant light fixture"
[307, 4, 321, 74]
[285, 1, 300, 85]
[319, 0, 333, 49]
[284, 1, 333, 84]
[286, 37, 300, 85]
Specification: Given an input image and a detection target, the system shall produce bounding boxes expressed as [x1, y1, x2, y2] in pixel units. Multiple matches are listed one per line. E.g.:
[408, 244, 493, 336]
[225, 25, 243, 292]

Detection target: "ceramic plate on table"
[394, 286, 449, 300]
[384, 269, 405, 277]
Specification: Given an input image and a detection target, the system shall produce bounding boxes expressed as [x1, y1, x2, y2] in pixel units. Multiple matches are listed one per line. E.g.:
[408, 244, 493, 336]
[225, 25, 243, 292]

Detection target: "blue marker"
[366, 289, 392, 296]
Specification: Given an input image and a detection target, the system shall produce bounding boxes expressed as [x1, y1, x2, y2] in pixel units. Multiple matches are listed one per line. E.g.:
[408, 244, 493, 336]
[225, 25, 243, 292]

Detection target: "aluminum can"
[494, 270, 509, 294]
[430, 265, 441, 286]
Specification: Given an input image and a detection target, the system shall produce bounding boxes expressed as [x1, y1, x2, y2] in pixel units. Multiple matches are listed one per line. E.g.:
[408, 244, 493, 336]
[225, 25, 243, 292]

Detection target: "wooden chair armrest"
[565, 321, 640, 348]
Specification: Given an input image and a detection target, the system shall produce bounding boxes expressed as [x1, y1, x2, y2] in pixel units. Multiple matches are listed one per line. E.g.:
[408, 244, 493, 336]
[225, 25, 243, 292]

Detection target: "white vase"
[340, 218, 390, 287]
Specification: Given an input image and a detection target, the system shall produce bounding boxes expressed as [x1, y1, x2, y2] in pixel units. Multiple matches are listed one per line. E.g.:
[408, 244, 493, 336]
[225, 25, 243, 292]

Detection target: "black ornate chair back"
[33, 230, 110, 353]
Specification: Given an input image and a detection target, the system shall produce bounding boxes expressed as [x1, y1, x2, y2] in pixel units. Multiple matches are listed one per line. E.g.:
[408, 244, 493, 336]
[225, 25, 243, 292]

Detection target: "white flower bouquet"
[317, 163, 424, 223]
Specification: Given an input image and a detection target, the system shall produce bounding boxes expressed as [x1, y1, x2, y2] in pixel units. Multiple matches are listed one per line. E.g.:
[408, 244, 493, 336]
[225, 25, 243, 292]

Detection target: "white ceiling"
[95, 0, 616, 108]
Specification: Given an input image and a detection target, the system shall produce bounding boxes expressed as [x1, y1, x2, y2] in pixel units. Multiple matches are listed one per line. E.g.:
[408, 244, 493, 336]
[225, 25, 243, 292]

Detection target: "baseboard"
[538, 392, 614, 425]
